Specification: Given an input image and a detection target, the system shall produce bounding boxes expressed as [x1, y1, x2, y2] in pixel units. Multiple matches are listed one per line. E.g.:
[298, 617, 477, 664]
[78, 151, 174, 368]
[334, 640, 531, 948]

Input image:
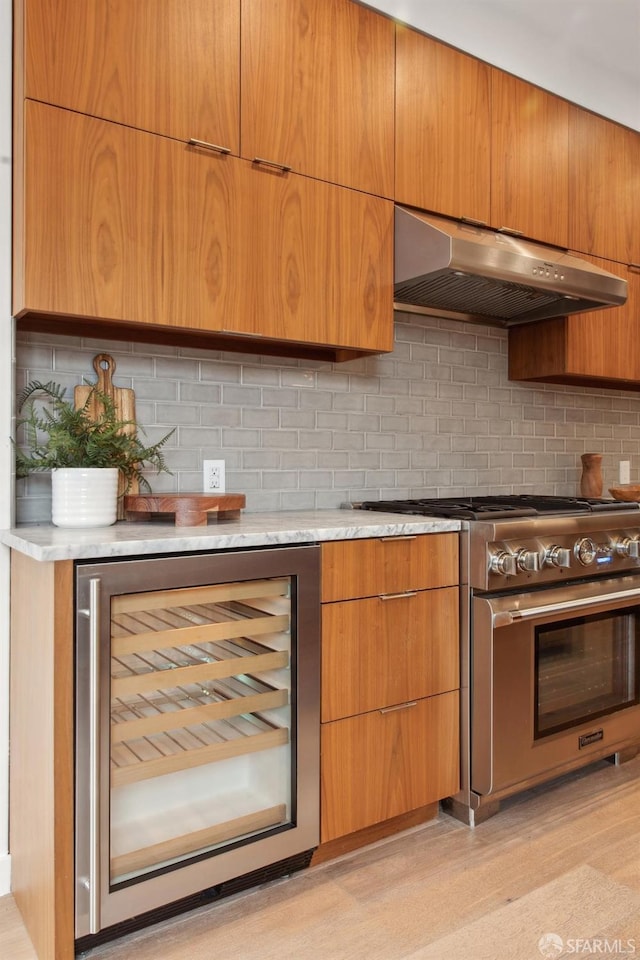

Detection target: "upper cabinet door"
[491, 71, 569, 248]
[240, 0, 395, 197]
[23, 0, 240, 151]
[395, 27, 490, 224]
[569, 106, 640, 265]
[15, 101, 393, 359]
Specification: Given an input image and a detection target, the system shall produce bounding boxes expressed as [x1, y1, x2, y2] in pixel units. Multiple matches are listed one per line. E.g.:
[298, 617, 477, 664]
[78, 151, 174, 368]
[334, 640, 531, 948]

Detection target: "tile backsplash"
[14, 314, 640, 523]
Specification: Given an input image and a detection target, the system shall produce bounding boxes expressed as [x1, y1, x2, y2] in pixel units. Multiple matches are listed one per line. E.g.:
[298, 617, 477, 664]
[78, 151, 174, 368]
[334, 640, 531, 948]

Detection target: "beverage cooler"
[74, 545, 320, 945]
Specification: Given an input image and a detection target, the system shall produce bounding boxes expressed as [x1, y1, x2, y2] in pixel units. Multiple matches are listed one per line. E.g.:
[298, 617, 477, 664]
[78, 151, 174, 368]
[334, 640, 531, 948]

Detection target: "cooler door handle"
[88, 577, 101, 934]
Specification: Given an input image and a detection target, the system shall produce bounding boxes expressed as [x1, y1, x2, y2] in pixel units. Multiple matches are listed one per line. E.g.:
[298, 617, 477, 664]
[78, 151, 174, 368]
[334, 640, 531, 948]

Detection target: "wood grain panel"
[239, 165, 394, 352]
[311, 802, 439, 864]
[112, 648, 289, 698]
[112, 727, 289, 787]
[508, 257, 640, 389]
[321, 534, 458, 602]
[10, 553, 74, 960]
[322, 587, 459, 721]
[111, 689, 289, 743]
[111, 805, 287, 879]
[16, 102, 393, 356]
[241, 0, 394, 196]
[569, 106, 640, 264]
[491, 71, 569, 247]
[395, 27, 490, 223]
[112, 579, 289, 615]
[24, 0, 240, 151]
[320, 691, 460, 841]
[16, 102, 243, 327]
[12, 0, 25, 311]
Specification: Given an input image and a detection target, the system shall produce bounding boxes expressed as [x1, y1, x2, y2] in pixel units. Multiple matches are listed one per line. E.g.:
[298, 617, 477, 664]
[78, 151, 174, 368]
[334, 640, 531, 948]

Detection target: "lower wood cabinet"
[321, 691, 460, 842]
[321, 588, 459, 721]
[13, 100, 394, 362]
[320, 533, 461, 844]
[508, 256, 640, 390]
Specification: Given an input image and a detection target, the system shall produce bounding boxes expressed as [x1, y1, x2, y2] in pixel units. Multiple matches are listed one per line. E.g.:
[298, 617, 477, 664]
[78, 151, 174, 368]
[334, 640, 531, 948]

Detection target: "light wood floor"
[3, 755, 640, 960]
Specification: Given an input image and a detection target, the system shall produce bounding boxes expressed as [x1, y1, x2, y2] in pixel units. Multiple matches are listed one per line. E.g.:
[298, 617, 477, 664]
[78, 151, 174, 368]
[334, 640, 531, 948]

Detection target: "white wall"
[0, 0, 13, 896]
[368, 0, 640, 132]
[1, 0, 638, 899]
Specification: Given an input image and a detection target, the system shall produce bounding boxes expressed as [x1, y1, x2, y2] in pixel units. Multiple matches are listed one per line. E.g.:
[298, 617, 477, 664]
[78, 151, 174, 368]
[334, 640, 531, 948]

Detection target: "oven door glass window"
[535, 607, 640, 738]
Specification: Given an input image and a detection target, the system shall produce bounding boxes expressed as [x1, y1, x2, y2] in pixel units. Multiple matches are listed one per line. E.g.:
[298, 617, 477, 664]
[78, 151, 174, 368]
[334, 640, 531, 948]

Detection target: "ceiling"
[366, 0, 640, 131]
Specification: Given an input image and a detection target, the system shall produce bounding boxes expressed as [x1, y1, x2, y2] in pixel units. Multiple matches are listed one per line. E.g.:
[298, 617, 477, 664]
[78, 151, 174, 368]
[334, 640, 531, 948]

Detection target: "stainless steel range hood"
[394, 207, 627, 327]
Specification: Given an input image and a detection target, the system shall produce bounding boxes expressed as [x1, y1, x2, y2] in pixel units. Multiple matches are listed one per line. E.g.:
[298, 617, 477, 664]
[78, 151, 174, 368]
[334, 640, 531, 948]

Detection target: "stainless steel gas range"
[357, 495, 640, 824]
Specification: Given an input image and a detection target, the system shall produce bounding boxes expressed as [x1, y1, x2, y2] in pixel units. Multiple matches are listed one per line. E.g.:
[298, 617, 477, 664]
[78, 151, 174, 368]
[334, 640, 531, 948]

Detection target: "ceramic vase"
[51, 467, 119, 528]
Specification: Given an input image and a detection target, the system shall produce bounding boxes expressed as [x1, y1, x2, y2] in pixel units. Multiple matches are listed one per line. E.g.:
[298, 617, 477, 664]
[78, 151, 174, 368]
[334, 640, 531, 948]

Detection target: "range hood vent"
[394, 207, 627, 327]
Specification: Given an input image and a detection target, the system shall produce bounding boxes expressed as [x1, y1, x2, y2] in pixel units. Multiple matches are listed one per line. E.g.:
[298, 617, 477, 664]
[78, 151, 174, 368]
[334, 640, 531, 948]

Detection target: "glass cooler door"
[75, 547, 320, 938]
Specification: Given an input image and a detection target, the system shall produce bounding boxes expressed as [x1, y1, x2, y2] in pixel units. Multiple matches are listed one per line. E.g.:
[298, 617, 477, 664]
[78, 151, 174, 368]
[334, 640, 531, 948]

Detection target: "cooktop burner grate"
[358, 495, 640, 521]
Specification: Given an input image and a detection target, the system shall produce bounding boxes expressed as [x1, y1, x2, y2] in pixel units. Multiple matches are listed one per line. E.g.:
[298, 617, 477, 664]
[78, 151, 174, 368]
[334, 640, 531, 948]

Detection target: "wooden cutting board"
[123, 493, 246, 526]
[74, 353, 138, 517]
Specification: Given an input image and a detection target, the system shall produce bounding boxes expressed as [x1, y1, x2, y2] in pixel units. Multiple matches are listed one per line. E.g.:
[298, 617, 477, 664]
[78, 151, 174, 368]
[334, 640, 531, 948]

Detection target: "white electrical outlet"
[203, 459, 225, 493]
[620, 460, 631, 485]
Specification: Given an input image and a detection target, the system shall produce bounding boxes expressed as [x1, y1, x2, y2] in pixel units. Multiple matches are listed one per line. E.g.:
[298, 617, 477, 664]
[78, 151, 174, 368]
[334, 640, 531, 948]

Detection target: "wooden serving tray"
[122, 493, 246, 526]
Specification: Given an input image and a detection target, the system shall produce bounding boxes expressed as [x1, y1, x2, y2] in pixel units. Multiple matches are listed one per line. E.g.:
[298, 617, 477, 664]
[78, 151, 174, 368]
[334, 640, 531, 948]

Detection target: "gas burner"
[358, 495, 640, 521]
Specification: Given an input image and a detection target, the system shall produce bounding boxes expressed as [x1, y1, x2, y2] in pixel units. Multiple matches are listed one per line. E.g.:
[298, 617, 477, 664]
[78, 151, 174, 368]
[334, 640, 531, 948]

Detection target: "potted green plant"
[14, 380, 174, 528]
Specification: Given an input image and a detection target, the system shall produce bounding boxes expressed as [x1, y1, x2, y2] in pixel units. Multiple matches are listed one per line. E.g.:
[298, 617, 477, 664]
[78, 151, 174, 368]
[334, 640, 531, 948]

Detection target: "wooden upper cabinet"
[508, 255, 640, 389]
[22, 0, 240, 151]
[241, 166, 394, 352]
[491, 71, 569, 248]
[240, 0, 395, 196]
[14, 102, 242, 329]
[395, 27, 491, 223]
[569, 106, 640, 265]
[14, 102, 393, 358]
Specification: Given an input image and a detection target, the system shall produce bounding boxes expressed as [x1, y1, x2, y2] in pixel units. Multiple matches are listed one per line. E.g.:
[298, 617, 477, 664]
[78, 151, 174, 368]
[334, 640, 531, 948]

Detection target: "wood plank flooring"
[3, 755, 640, 960]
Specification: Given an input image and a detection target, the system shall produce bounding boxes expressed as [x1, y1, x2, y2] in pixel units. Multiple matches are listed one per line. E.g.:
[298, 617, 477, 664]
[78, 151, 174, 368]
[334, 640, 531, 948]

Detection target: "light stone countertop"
[0, 510, 462, 562]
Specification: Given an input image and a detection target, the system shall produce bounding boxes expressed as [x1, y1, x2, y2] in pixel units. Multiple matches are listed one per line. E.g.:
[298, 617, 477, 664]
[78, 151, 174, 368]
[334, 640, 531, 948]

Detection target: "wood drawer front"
[322, 587, 459, 722]
[320, 690, 460, 842]
[321, 534, 458, 602]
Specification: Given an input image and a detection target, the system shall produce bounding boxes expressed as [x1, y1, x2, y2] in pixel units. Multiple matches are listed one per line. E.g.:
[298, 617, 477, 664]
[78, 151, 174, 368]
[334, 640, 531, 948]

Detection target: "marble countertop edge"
[0, 510, 462, 562]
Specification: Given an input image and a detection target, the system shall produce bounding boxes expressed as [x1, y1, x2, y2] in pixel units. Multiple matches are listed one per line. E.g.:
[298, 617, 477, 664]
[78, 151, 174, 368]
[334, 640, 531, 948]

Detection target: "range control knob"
[516, 548, 540, 573]
[616, 536, 640, 559]
[489, 550, 517, 577]
[544, 545, 571, 569]
[575, 537, 597, 566]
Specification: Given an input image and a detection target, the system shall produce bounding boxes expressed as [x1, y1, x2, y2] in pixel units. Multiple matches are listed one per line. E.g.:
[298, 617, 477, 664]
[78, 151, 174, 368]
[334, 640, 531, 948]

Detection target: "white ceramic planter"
[51, 467, 119, 528]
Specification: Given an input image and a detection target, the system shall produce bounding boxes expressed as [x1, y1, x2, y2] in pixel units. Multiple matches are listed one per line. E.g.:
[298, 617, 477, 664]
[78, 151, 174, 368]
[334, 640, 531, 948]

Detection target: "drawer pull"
[460, 215, 488, 228]
[252, 156, 292, 174]
[379, 591, 418, 601]
[379, 535, 417, 542]
[497, 225, 524, 237]
[188, 138, 231, 155]
[379, 701, 418, 715]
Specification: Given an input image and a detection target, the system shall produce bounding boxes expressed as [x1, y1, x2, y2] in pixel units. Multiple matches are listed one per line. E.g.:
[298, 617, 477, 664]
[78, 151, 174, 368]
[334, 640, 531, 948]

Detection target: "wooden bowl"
[609, 484, 640, 502]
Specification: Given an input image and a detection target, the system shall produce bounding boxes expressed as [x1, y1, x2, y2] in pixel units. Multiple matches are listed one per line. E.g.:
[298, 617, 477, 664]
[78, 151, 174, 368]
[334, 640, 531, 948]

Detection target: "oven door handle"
[492, 586, 640, 627]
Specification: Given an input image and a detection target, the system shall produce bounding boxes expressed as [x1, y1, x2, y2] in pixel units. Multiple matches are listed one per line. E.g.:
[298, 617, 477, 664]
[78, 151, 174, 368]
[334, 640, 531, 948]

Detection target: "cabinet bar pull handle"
[379, 591, 418, 601]
[497, 225, 524, 237]
[88, 578, 101, 935]
[628, 263, 640, 272]
[379, 535, 417, 542]
[379, 701, 418, 714]
[188, 138, 231, 155]
[460, 216, 488, 227]
[252, 156, 292, 173]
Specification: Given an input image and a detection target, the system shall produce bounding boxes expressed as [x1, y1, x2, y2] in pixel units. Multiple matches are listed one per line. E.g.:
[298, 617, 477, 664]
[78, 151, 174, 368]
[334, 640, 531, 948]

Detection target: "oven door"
[471, 575, 640, 798]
